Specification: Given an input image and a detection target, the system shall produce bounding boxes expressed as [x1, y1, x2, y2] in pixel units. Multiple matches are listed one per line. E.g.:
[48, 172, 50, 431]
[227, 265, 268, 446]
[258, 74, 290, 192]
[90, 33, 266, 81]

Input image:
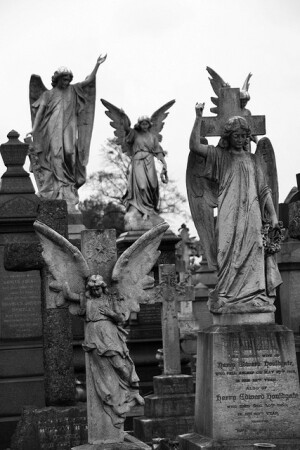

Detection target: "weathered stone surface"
[288, 200, 300, 239]
[278, 239, 300, 332]
[72, 433, 151, 450]
[10, 405, 87, 450]
[153, 375, 194, 396]
[144, 393, 195, 418]
[194, 324, 300, 442]
[42, 307, 75, 406]
[179, 433, 300, 449]
[134, 417, 194, 442]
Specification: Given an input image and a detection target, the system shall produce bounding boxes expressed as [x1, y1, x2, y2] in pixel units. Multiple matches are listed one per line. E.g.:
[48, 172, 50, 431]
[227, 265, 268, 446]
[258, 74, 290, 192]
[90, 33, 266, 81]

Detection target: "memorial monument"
[179, 68, 300, 449]
[34, 219, 169, 448]
[101, 98, 175, 231]
[27, 54, 107, 213]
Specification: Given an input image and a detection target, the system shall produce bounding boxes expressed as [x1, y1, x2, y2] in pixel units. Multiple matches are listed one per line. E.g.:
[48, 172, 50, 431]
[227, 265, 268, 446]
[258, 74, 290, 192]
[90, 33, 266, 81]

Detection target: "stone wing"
[29, 75, 48, 126]
[255, 137, 279, 215]
[186, 149, 218, 270]
[150, 100, 175, 142]
[101, 99, 132, 154]
[206, 66, 230, 115]
[112, 222, 169, 318]
[34, 220, 90, 314]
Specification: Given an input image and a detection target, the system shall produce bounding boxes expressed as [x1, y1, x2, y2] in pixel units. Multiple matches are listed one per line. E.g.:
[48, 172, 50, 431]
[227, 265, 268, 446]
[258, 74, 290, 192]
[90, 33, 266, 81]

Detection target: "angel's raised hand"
[195, 102, 205, 117]
[97, 54, 107, 65]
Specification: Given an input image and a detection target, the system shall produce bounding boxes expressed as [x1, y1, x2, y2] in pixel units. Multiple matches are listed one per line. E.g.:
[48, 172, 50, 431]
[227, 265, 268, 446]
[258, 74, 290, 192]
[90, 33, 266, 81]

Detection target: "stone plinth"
[278, 239, 300, 332]
[10, 405, 88, 450]
[134, 375, 194, 442]
[72, 433, 151, 450]
[179, 323, 300, 449]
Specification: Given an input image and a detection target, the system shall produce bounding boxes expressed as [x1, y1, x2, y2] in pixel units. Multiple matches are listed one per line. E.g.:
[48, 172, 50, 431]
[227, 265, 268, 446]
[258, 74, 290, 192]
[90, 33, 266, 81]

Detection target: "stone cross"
[201, 87, 266, 137]
[79, 228, 119, 445]
[155, 264, 195, 375]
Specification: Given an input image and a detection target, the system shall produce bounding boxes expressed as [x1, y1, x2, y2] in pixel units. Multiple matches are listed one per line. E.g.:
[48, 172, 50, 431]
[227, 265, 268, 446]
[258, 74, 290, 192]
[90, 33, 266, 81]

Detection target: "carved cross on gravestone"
[201, 87, 266, 137]
[155, 264, 195, 375]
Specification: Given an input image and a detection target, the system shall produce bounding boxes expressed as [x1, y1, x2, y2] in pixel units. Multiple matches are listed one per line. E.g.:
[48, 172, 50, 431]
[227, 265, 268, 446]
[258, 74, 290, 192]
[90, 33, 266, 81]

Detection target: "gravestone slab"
[10, 405, 88, 450]
[179, 324, 300, 449]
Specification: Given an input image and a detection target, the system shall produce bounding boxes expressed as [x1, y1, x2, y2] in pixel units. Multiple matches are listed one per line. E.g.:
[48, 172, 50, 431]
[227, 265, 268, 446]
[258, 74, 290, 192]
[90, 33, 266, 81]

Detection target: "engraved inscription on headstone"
[138, 303, 162, 325]
[0, 247, 42, 340]
[196, 325, 300, 441]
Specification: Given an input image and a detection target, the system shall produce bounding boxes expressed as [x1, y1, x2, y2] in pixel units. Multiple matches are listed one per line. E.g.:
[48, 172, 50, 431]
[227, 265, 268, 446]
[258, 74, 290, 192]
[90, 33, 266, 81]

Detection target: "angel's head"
[219, 116, 251, 151]
[86, 275, 107, 298]
[134, 116, 153, 132]
[51, 67, 73, 88]
[240, 90, 250, 109]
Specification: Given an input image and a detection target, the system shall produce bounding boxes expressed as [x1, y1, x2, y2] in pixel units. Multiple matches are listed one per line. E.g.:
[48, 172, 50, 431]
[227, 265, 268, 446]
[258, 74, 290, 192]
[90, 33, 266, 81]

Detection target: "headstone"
[0, 131, 42, 448]
[134, 265, 195, 443]
[179, 75, 300, 449]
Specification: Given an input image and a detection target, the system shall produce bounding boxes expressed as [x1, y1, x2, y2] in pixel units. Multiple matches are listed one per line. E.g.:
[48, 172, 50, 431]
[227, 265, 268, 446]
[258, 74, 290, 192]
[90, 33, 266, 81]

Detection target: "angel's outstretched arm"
[81, 54, 107, 87]
[190, 103, 209, 158]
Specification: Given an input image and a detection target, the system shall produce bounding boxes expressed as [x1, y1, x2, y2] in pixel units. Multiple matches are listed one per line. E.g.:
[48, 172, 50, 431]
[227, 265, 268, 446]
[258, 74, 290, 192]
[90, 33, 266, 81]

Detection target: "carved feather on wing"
[112, 222, 169, 317]
[186, 149, 218, 270]
[34, 220, 90, 314]
[150, 100, 175, 142]
[29, 75, 48, 125]
[206, 67, 230, 115]
[101, 99, 132, 154]
[255, 137, 279, 215]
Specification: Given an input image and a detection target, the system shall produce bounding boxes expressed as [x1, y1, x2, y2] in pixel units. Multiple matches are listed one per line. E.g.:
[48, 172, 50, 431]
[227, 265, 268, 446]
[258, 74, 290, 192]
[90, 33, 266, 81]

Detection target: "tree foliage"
[79, 138, 190, 233]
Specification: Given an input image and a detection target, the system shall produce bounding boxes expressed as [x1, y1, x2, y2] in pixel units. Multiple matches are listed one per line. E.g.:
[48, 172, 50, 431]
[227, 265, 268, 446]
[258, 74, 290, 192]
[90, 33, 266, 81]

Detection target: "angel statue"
[27, 54, 107, 213]
[34, 220, 168, 438]
[101, 99, 175, 230]
[187, 102, 283, 316]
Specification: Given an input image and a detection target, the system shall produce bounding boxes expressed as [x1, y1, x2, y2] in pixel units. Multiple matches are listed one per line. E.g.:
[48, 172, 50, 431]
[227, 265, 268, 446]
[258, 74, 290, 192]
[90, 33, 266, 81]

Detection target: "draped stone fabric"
[32, 82, 95, 208]
[124, 130, 162, 216]
[204, 146, 281, 313]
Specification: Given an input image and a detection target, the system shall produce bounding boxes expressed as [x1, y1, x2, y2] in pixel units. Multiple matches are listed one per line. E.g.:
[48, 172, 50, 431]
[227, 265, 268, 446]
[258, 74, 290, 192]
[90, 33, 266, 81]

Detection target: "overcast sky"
[0, 0, 299, 231]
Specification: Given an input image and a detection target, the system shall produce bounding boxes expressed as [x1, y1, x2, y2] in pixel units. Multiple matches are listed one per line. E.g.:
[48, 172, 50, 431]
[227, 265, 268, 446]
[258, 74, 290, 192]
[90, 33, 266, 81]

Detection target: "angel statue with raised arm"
[187, 102, 283, 317]
[34, 220, 168, 441]
[27, 54, 107, 212]
[101, 99, 175, 230]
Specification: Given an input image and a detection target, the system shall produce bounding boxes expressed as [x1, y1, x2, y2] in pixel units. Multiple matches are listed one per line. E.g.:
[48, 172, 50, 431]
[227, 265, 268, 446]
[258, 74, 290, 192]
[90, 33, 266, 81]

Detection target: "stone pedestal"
[278, 239, 300, 332]
[134, 375, 194, 442]
[179, 323, 300, 449]
[72, 433, 151, 450]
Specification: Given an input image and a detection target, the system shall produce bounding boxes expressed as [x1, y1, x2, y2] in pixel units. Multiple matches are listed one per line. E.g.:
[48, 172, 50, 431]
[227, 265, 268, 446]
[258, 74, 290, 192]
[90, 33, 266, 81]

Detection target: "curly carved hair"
[218, 116, 251, 150]
[51, 68, 73, 87]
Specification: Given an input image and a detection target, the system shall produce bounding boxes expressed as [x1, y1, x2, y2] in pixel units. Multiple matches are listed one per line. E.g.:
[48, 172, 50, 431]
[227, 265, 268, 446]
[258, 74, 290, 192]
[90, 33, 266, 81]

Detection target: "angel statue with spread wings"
[34, 220, 168, 434]
[27, 54, 107, 213]
[187, 101, 283, 317]
[101, 99, 175, 230]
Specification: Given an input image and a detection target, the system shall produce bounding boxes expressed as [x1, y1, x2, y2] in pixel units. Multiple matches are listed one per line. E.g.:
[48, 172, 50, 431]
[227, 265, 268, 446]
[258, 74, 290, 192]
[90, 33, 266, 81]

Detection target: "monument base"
[178, 323, 300, 449]
[10, 405, 87, 450]
[134, 375, 195, 442]
[179, 433, 300, 449]
[72, 433, 151, 450]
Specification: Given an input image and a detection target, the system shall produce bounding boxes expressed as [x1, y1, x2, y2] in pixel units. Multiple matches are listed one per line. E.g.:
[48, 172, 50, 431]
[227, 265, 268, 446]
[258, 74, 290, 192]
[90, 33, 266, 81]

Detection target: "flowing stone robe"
[32, 82, 95, 207]
[124, 130, 162, 216]
[82, 294, 140, 427]
[204, 146, 280, 313]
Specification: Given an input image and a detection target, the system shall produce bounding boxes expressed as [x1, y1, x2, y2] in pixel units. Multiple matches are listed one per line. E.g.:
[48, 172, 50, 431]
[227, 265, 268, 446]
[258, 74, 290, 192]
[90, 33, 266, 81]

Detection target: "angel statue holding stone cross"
[101, 99, 175, 230]
[34, 220, 168, 439]
[187, 69, 283, 317]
